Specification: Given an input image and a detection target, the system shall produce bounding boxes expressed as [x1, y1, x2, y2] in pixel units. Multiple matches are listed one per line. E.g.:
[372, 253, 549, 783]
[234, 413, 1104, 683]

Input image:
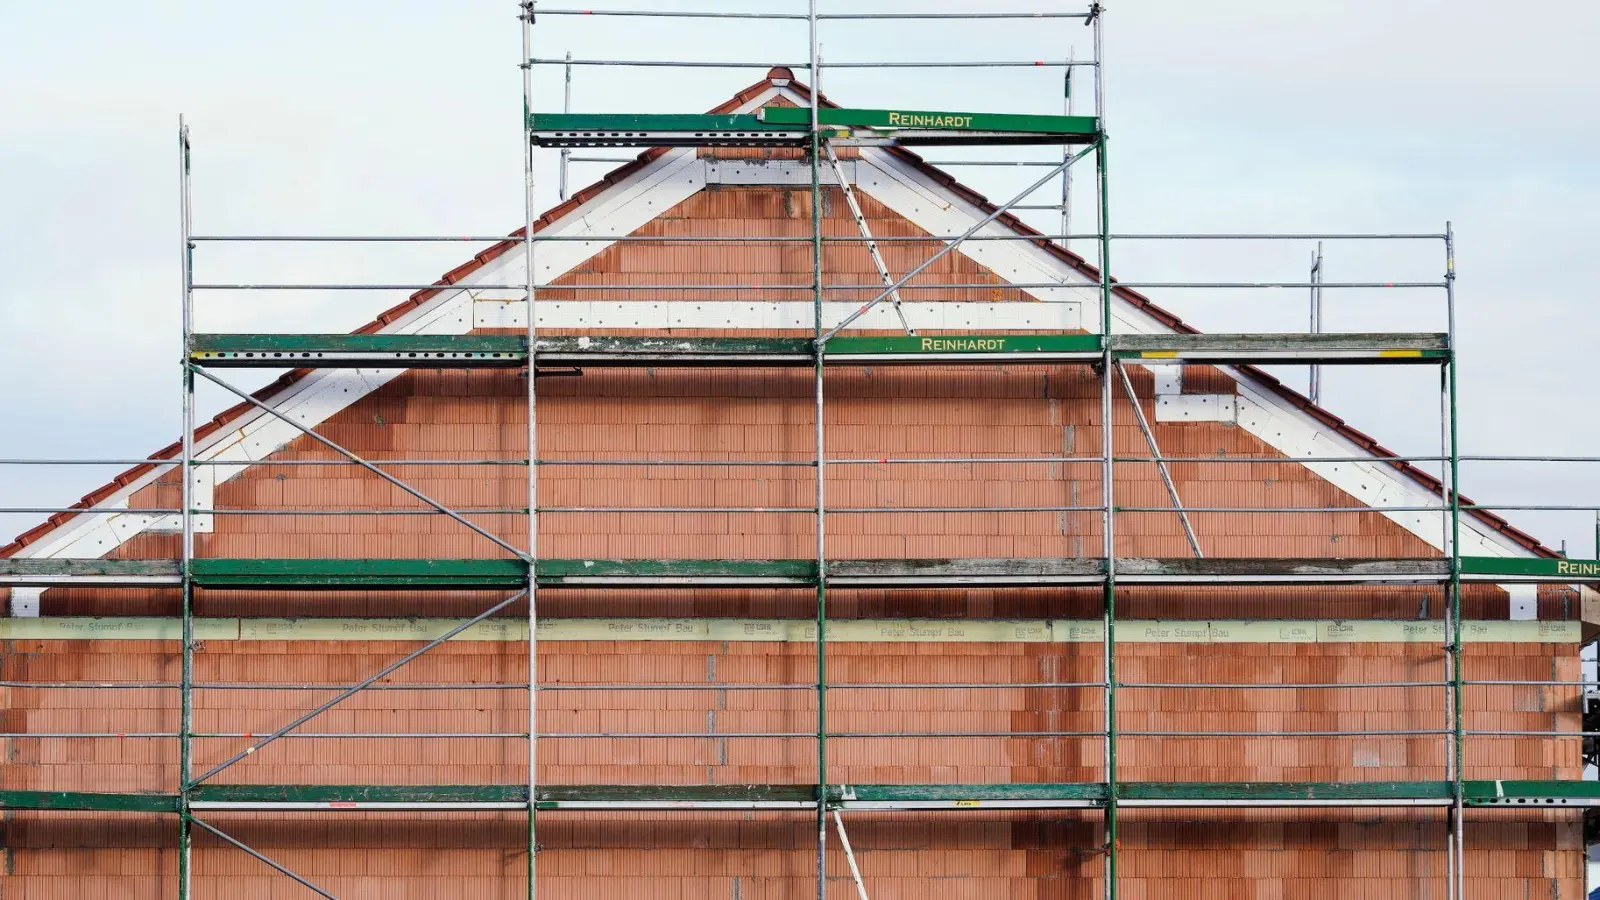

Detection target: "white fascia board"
[1232, 382, 1519, 559]
[17, 96, 749, 561]
[850, 147, 1538, 563]
[18, 84, 1541, 566]
[850, 151, 1100, 314]
[476, 300, 1081, 331]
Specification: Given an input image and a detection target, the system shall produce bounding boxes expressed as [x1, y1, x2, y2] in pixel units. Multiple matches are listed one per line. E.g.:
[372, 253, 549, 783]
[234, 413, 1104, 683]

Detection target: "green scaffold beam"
[10, 782, 1600, 813]
[1461, 556, 1600, 582]
[757, 105, 1101, 140]
[189, 558, 530, 589]
[0, 790, 179, 813]
[186, 333, 1453, 369]
[45, 556, 1595, 590]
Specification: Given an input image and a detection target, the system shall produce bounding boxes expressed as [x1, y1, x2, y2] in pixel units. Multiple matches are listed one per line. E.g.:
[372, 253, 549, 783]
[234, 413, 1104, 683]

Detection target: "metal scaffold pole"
[1060, 47, 1074, 251]
[523, 4, 540, 898]
[1308, 241, 1323, 405]
[1444, 222, 1464, 900]
[809, 4, 829, 900]
[559, 50, 572, 201]
[176, 115, 195, 900]
[1090, 5, 1115, 898]
[1439, 329, 1456, 900]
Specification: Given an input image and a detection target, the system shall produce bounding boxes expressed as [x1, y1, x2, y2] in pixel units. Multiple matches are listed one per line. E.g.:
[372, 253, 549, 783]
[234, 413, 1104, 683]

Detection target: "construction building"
[0, 5, 1594, 898]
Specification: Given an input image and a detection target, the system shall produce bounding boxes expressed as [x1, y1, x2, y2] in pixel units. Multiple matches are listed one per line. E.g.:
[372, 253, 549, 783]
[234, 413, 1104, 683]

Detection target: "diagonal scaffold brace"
[822, 139, 914, 336]
[833, 809, 872, 900]
[186, 588, 529, 786]
[189, 365, 530, 562]
[191, 816, 342, 899]
[1113, 358, 1202, 558]
[818, 142, 1097, 344]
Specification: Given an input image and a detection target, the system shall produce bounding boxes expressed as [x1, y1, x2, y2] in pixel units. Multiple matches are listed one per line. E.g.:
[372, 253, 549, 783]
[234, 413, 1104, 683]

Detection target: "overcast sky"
[1, 0, 1597, 557]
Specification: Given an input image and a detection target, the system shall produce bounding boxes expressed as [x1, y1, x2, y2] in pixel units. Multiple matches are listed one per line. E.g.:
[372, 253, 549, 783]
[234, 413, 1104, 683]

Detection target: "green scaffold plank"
[191, 334, 526, 355]
[1463, 780, 1600, 805]
[1118, 781, 1453, 803]
[538, 784, 817, 807]
[0, 790, 179, 812]
[189, 784, 527, 804]
[835, 783, 1107, 803]
[1461, 556, 1600, 581]
[826, 334, 1101, 357]
[758, 105, 1100, 137]
[189, 558, 529, 589]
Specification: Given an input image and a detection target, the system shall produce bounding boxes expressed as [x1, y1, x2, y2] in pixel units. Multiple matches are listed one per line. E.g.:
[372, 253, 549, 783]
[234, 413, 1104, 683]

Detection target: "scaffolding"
[2, 3, 1599, 899]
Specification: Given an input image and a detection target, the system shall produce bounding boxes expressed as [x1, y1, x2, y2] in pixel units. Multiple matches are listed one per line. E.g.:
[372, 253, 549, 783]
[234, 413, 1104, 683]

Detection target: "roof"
[1, 68, 1554, 561]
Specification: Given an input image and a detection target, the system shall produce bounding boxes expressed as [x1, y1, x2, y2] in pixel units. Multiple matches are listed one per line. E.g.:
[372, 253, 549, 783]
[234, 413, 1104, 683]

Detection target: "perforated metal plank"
[191, 334, 527, 368]
[540, 558, 816, 587]
[188, 783, 527, 811]
[1463, 780, 1600, 807]
[832, 783, 1106, 809]
[1115, 557, 1451, 584]
[1118, 781, 1454, 807]
[826, 557, 1104, 587]
[535, 336, 812, 367]
[528, 113, 809, 148]
[539, 784, 817, 810]
[1112, 333, 1450, 365]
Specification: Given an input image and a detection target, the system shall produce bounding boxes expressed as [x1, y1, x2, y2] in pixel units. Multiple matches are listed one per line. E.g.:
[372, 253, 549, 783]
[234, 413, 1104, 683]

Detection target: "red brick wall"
[1, 186, 1582, 895]
[0, 810, 1580, 898]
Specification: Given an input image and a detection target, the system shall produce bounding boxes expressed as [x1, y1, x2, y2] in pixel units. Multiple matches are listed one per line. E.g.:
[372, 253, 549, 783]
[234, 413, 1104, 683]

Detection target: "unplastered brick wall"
[41, 356, 1465, 619]
[36, 184, 1472, 615]
[0, 184, 1581, 895]
[0, 638, 1578, 793]
[0, 811, 1579, 898]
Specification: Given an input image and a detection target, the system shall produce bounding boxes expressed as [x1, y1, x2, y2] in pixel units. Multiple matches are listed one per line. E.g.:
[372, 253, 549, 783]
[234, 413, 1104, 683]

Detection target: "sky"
[1, 0, 1598, 560]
